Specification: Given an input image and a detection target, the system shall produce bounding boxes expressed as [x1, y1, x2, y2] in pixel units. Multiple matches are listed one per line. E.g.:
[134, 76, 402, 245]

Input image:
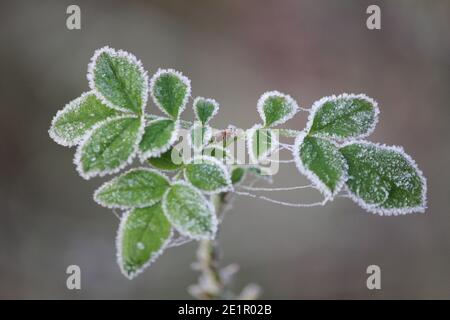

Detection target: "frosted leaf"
[87, 46, 148, 114]
[94, 168, 170, 209]
[188, 122, 212, 152]
[230, 166, 246, 185]
[184, 156, 232, 194]
[49, 92, 119, 147]
[246, 124, 278, 163]
[138, 118, 179, 161]
[74, 115, 144, 180]
[193, 97, 219, 125]
[340, 141, 427, 215]
[294, 133, 347, 199]
[147, 147, 184, 171]
[307, 93, 379, 141]
[116, 203, 172, 279]
[150, 68, 191, 119]
[257, 91, 299, 127]
[162, 181, 217, 240]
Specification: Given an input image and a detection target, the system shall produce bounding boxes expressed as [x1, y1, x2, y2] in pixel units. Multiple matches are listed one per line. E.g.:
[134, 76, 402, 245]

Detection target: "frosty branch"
[49, 47, 427, 297]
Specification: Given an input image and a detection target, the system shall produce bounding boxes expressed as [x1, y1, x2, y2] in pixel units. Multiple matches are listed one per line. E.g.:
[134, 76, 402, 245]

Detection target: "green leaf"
[75, 116, 143, 179]
[294, 134, 347, 198]
[231, 166, 246, 185]
[247, 125, 277, 163]
[257, 91, 298, 127]
[88, 47, 148, 114]
[49, 92, 119, 147]
[189, 122, 212, 151]
[150, 69, 191, 119]
[138, 119, 179, 161]
[94, 168, 170, 209]
[162, 182, 217, 239]
[308, 93, 379, 140]
[148, 147, 184, 171]
[340, 141, 427, 215]
[117, 203, 172, 279]
[193, 97, 219, 124]
[184, 156, 232, 194]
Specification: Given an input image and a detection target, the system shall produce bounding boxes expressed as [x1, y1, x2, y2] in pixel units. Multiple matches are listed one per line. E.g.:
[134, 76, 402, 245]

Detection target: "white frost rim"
[74, 114, 145, 180]
[305, 93, 380, 141]
[138, 119, 180, 162]
[149, 68, 191, 119]
[340, 140, 427, 216]
[183, 155, 233, 194]
[293, 132, 348, 200]
[193, 96, 219, 124]
[49, 92, 93, 147]
[161, 181, 218, 241]
[87, 46, 149, 115]
[116, 207, 173, 280]
[93, 167, 170, 210]
[257, 90, 299, 127]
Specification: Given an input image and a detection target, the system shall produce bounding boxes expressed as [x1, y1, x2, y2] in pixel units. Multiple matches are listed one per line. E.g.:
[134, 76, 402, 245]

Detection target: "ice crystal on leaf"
[49, 47, 428, 280]
[94, 168, 170, 209]
[193, 97, 219, 125]
[340, 141, 427, 215]
[117, 203, 172, 279]
[49, 92, 119, 147]
[162, 181, 217, 240]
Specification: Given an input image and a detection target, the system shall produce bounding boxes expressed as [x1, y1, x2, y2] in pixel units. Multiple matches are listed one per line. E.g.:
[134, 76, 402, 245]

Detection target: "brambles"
[49, 47, 427, 288]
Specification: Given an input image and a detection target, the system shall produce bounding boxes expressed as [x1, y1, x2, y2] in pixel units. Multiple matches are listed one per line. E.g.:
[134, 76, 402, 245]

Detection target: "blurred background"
[1, 0, 449, 299]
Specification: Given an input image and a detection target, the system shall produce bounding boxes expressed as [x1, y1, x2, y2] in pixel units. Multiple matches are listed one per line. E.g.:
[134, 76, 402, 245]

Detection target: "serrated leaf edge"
[340, 140, 427, 216]
[116, 208, 173, 280]
[138, 119, 180, 162]
[193, 96, 219, 124]
[161, 181, 218, 240]
[49, 91, 94, 147]
[87, 46, 149, 114]
[306, 93, 380, 141]
[74, 114, 145, 180]
[149, 68, 191, 119]
[93, 167, 171, 209]
[257, 90, 299, 127]
[183, 155, 233, 194]
[293, 132, 348, 199]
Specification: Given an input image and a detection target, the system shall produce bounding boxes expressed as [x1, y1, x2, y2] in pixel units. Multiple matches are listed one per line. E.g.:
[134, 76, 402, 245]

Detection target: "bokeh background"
[1, 0, 449, 299]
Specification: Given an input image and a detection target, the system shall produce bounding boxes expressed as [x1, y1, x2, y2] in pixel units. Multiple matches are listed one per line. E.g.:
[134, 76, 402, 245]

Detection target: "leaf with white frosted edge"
[49, 92, 119, 147]
[246, 124, 278, 163]
[162, 181, 217, 240]
[340, 141, 427, 216]
[307, 93, 379, 141]
[87, 47, 148, 114]
[150, 69, 191, 119]
[257, 91, 299, 127]
[148, 147, 184, 171]
[294, 133, 347, 198]
[117, 203, 172, 279]
[94, 168, 170, 209]
[188, 122, 212, 152]
[184, 156, 232, 194]
[193, 97, 219, 125]
[138, 118, 179, 161]
[75, 115, 144, 179]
